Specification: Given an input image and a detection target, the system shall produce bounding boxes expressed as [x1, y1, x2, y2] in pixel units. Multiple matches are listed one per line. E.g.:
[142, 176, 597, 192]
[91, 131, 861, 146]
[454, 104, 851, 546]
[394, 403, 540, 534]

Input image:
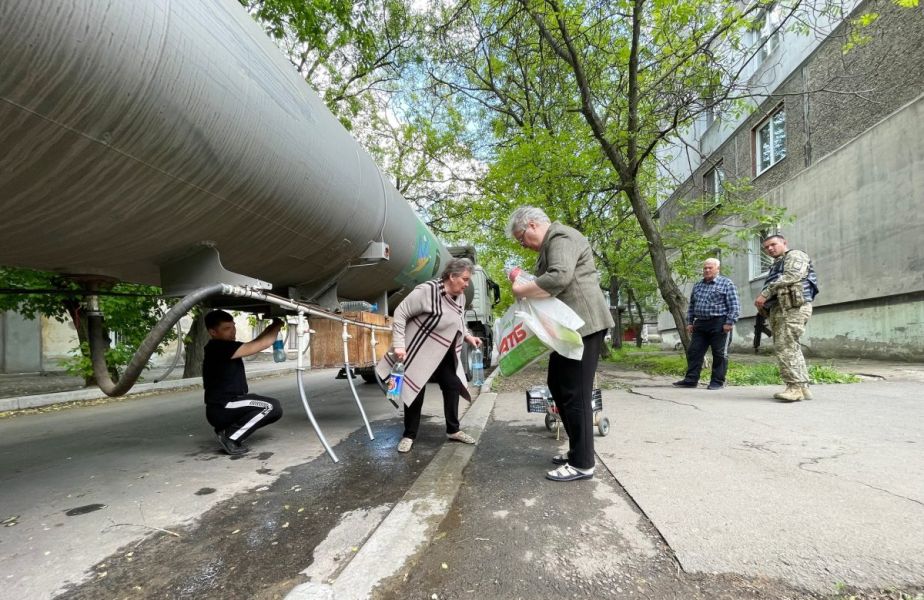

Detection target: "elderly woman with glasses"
[507, 206, 614, 481]
[376, 257, 483, 453]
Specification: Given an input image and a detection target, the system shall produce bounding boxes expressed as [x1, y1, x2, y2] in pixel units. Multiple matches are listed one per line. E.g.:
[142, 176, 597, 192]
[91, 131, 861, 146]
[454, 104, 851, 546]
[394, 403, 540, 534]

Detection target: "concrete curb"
[286, 371, 499, 600]
[0, 367, 299, 412]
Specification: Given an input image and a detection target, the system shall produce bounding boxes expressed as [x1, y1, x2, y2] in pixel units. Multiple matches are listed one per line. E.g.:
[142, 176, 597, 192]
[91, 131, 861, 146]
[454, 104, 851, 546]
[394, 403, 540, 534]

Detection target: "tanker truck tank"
[0, 0, 449, 307]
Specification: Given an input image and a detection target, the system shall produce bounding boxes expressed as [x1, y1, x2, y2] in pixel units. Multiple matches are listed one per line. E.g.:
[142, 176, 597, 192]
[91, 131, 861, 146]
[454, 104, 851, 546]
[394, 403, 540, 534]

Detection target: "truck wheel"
[598, 417, 610, 436]
[461, 342, 473, 380]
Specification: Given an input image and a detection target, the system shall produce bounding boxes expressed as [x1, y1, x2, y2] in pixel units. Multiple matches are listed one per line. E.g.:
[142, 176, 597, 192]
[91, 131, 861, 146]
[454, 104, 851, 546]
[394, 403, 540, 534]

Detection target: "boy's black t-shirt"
[202, 339, 247, 405]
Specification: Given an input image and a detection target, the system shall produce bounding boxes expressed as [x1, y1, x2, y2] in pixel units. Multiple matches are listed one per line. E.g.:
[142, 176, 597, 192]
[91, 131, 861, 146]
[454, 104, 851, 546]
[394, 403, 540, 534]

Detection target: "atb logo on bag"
[498, 322, 527, 354]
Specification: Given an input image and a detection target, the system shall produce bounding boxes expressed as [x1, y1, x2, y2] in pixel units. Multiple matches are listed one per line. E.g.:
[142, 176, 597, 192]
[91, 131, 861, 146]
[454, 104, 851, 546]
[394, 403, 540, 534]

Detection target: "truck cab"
[449, 247, 500, 379]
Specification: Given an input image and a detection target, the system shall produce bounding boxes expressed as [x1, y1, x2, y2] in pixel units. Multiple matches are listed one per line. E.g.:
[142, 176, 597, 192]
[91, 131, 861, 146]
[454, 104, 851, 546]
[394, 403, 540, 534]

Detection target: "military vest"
[764, 250, 819, 309]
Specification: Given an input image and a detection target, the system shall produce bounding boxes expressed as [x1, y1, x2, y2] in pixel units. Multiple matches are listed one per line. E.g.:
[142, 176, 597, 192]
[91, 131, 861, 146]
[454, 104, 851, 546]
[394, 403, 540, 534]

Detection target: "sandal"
[551, 454, 569, 465]
[397, 437, 414, 453]
[546, 464, 593, 482]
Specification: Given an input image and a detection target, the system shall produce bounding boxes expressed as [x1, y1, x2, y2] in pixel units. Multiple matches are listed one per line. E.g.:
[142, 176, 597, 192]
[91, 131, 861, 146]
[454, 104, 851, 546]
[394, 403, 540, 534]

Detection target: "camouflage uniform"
[758, 250, 819, 400]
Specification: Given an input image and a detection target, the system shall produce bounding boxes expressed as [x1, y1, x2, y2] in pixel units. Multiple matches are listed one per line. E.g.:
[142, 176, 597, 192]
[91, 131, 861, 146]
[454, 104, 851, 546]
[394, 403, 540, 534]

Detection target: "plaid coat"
[375, 279, 471, 407]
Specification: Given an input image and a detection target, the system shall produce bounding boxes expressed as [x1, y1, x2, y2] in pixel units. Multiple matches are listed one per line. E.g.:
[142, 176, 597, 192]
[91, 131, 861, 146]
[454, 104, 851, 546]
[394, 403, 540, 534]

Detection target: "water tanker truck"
[0, 0, 497, 392]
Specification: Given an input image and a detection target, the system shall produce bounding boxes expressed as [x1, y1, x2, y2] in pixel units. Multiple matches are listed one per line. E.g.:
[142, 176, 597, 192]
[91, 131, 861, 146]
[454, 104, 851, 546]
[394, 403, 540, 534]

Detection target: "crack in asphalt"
[799, 453, 924, 508]
[625, 387, 702, 410]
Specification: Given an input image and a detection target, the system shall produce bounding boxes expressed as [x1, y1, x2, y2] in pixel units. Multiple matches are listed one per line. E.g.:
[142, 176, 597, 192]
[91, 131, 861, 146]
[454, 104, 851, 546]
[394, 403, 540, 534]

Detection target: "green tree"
[0, 267, 175, 384]
[420, 0, 807, 349]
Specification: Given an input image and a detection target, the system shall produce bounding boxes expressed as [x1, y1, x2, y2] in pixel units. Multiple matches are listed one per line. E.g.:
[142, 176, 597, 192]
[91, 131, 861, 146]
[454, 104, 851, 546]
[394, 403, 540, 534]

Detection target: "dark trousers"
[206, 393, 283, 442]
[547, 330, 605, 471]
[403, 347, 462, 439]
[682, 317, 732, 386]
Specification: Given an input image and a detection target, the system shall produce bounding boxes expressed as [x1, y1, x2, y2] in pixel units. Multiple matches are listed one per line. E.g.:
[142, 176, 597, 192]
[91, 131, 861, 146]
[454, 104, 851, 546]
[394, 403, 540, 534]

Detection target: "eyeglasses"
[514, 224, 530, 247]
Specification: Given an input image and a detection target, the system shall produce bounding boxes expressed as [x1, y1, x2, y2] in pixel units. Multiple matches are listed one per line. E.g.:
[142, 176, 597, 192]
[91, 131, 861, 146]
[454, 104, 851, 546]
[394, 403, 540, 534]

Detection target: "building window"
[753, 4, 783, 63]
[703, 164, 724, 213]
[755, 108, 786, 175]
[749, 233, 774, 280]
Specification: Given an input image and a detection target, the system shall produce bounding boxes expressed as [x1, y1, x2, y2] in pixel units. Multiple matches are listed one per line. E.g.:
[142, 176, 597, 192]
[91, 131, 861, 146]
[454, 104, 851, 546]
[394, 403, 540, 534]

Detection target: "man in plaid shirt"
[673, 258, 740, 390]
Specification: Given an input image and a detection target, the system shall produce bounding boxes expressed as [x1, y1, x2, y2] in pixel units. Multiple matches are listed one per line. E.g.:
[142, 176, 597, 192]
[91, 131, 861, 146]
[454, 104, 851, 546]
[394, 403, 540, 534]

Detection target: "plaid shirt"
[687, 275, 740, 325]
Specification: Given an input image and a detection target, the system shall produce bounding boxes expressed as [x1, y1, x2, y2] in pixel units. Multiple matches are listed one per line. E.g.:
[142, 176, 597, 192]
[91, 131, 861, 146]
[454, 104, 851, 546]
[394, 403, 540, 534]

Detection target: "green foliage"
[831, 580, 924, 600]
[606, 347, 859, 385]
[0, 267, 79, 321]
[1, 267, 175, 380]
[241, 0, 420, 129]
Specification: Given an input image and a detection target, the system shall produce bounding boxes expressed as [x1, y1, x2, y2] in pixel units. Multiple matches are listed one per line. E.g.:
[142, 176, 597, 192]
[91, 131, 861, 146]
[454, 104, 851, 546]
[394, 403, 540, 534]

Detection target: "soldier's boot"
[800, 385, 813, 400]
[773, 384, 804, 402]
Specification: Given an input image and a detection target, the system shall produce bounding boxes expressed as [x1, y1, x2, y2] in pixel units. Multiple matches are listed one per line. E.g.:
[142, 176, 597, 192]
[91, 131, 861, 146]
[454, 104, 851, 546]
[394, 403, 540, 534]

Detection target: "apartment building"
[656, 0, 924, 360]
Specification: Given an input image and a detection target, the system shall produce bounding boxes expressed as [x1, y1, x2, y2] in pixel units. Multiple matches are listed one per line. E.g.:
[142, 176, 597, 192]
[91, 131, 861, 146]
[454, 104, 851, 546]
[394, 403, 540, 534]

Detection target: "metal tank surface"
[0, 0, 449, 302]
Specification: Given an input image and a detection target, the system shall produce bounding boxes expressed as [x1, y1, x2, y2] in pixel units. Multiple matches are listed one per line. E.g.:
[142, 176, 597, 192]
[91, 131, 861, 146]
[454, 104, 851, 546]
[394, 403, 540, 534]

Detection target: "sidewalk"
[356, 361, 924, 599]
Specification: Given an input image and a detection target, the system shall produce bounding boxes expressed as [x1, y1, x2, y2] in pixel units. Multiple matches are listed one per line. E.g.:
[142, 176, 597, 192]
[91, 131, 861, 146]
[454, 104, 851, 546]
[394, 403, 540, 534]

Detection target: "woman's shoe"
[446, 431, 476, 444]
[397, 437, 414, 453]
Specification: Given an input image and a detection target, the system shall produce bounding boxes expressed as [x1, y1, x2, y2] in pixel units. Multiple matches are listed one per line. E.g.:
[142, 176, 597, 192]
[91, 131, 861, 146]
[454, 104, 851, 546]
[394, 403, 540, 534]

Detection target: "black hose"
[87, 284, 225, 397]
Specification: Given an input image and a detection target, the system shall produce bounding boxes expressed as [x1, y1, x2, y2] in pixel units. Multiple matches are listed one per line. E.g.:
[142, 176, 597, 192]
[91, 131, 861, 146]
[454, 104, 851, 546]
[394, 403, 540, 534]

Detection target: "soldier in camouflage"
[754, 235, 819, 402]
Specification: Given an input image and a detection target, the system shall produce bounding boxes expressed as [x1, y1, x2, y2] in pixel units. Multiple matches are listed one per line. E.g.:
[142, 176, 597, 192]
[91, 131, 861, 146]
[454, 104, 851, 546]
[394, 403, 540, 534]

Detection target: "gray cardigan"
[534, 222, 615, 337]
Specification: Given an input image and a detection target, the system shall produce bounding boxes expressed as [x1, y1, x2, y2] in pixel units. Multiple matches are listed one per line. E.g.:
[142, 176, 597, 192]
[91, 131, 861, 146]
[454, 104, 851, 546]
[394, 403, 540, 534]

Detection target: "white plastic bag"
[494, 297, 585, 376]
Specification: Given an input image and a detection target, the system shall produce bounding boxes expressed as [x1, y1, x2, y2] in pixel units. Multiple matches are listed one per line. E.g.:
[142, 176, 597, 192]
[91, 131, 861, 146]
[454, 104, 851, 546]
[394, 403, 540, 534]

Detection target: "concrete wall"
[0, 311, 42, 372]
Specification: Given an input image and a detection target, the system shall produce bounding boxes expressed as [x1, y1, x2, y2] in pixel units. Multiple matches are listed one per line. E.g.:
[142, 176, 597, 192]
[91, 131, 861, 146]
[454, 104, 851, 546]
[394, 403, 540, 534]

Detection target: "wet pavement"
[54, 424, 442, 600]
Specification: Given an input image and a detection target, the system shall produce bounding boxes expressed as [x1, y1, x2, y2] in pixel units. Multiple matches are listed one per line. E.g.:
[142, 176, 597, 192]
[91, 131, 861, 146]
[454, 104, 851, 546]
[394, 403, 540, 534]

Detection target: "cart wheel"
[545, 413, 555, 432]
[598, 417, 610, 436]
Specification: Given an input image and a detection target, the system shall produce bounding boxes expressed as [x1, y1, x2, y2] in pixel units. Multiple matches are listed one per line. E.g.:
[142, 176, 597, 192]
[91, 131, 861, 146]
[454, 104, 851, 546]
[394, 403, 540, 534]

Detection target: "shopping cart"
[526, 384, 610, 438]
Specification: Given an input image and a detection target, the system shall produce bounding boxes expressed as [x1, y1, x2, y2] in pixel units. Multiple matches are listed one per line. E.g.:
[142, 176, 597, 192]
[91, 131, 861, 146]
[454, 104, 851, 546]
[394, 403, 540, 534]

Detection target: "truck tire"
[461, 342, 473, 380]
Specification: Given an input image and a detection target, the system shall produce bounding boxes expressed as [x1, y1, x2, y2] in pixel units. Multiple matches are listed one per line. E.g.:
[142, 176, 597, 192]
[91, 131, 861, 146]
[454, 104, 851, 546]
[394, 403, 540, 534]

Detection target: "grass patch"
[606, 346, 859, 385]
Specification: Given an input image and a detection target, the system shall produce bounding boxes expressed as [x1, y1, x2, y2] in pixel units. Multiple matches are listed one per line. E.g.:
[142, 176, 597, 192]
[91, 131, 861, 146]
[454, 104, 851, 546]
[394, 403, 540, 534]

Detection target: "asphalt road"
[0, 369, 442, 599]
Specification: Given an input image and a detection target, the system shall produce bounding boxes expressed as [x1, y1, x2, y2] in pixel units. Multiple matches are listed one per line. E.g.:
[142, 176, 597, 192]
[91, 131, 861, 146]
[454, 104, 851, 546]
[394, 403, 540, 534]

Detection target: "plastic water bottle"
[272, 338, 286, 363]
[386, 361, 404, 408]
[471, 347, 485, 386]
[340, 300, 378, 313]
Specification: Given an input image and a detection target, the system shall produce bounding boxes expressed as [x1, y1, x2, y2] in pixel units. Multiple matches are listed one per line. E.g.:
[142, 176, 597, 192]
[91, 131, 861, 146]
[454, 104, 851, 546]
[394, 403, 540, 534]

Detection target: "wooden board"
[308, 311, 392, 369]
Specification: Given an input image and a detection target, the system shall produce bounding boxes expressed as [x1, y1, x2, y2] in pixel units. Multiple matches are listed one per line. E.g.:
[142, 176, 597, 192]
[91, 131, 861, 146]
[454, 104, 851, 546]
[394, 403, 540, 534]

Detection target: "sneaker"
[552, 453, 569, 465]
[397, 437, 414, 453]
[546, 464, 593, 482]
[447, 431, 476, 444]
[216, 430, 249, 455]
[707, 383, 724, 390]
[672, 380, 697, 388]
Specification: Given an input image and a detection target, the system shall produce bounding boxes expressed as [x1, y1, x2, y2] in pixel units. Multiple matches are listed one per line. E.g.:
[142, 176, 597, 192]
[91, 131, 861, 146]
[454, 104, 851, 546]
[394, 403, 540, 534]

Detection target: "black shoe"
[216, 430, 249, 455]
[672, 380, 697, 388]
[707, 383, 724, 390]
[546, 464, 594, 481]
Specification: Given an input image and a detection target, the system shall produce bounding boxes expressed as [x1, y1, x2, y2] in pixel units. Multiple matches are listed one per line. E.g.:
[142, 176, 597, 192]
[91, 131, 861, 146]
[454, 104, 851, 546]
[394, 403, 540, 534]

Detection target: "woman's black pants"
[546, 330, 605, 470]
[402, 346, 462, 439]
